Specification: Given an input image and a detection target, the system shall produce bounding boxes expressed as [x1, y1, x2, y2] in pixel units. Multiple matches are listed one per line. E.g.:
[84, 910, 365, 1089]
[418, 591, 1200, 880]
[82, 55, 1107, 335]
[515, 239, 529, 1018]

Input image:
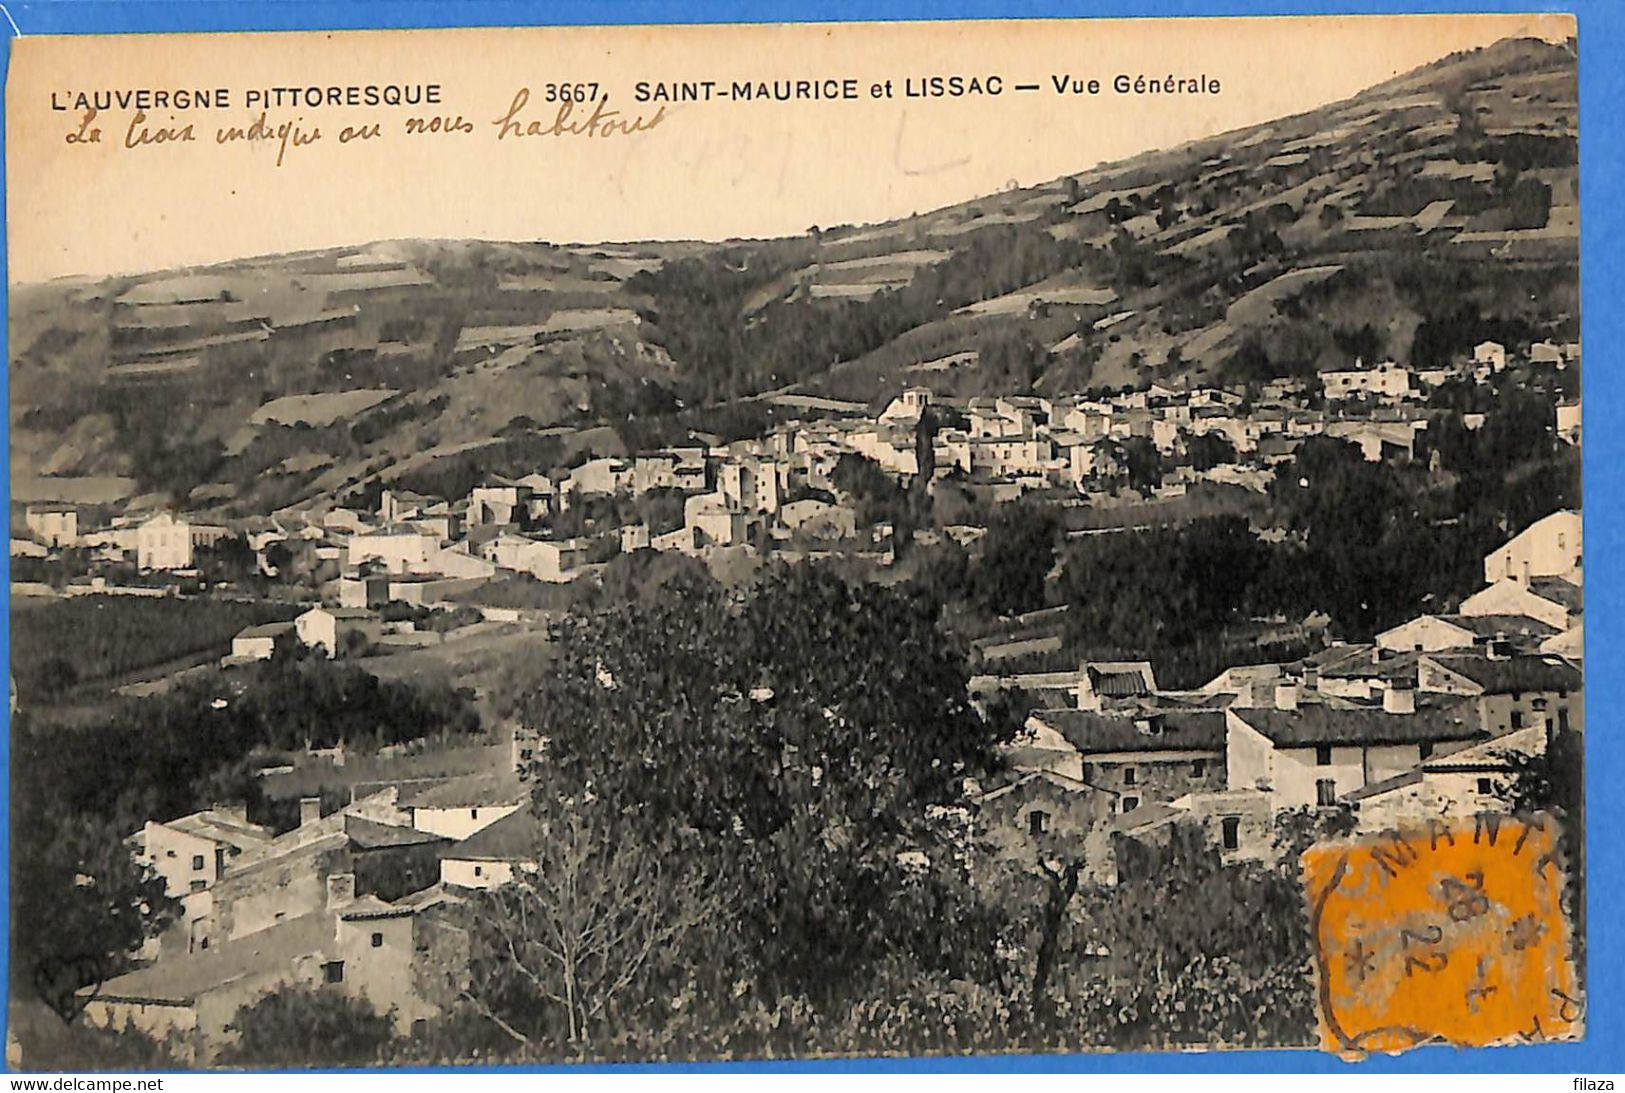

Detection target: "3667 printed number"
[538, 83, 602, 103]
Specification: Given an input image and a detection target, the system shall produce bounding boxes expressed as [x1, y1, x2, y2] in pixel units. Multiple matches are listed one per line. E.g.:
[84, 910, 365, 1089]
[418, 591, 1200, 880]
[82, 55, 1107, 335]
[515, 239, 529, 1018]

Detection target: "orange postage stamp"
[1302, 813, 1582, 1059]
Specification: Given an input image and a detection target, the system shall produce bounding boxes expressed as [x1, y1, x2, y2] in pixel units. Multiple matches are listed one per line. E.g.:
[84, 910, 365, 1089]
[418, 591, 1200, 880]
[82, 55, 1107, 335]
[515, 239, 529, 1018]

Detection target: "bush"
[218, 987, 393, 1067]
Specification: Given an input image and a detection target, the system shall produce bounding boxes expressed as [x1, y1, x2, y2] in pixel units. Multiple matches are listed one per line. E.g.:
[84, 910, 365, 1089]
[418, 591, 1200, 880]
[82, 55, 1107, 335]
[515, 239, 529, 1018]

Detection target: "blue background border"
[0, 0, 1616, 1074]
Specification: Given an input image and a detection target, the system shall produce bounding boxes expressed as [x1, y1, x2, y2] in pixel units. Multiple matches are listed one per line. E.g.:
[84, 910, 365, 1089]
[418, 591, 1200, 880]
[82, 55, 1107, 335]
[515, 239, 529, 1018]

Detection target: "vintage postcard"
[4, 14, 1582, 1069]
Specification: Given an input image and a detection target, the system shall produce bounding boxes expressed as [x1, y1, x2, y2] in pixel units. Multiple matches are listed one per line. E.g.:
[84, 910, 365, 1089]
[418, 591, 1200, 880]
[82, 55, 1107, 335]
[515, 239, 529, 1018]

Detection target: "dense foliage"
[15, 653, 480, 836]
[518, 566, 1008, 1004]
[9, 790, 178, 996]
[1069, 826, 1320, 1050]
[10, 654, 481, 992]
[11, 596, 299, 701]
[628, 224, 1097, 403]
[219, 987, 394, 1068]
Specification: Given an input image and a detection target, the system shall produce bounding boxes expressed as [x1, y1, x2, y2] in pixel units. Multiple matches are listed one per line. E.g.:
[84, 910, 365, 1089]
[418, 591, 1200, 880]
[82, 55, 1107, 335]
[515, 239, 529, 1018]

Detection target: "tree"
[218, 986, 394, 1067]
[462, 802, 718, 1047]
[1506, 176, 1553, 230]
[10, 785, 178, 1001]
[518, 565, 1010, 1004]
[978, 327, 1051, 394]
[591, 548, 717, 609]
[1069, 824, 1318, 1049]
[1059, 515, 1274, 654]
[1029, 855, 1082, 1027]
[199, 536, 259, 586]
[1186, 431, 1237, 472]
[34, 655, 80, 699]
[831, 452, 910, 531]
[1116, 435, 1164, 494]
[971, 502, 1059, 617]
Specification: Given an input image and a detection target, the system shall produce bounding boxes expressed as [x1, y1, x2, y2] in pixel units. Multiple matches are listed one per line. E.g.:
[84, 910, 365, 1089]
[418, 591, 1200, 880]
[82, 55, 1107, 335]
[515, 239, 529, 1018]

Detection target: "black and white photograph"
[4, 14, 1584, 1068]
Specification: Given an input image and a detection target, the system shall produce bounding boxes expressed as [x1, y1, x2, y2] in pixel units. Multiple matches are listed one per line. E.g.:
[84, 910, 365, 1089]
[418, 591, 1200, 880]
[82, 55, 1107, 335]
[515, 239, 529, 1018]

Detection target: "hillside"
[9, 36, 1577, 517]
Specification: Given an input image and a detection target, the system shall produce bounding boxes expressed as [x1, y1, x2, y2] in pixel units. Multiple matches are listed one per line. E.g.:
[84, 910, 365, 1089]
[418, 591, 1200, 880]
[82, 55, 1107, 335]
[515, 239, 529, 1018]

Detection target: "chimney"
[299, 797, 323, 828]
[1383, 683, 1416, 715]
[1303, 666, 1320, 692]
[1274, 682, 1299, 711]
[326, 872, 356, 909]
[213, 802, 248, 823]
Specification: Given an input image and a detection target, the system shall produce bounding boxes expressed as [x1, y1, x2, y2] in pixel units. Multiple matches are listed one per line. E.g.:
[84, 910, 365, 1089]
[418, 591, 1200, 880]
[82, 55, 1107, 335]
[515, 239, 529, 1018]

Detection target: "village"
[3, 328, 1583, 1060]
[13, 334, 1580, 603]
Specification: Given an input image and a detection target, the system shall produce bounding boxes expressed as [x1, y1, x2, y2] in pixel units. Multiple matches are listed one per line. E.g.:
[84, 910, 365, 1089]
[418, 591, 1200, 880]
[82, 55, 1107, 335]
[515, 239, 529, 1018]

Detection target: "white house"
[295, 607, 383, 657]
[1346, 723, 1547, 833]
[1325, 420, 1424, 462]
[1022, 708, 1229, 817]
[137, 513, 193, 571]
[1557, 402, 1581, 446]
[1460, 576, 1581, 631]
[347, 532, 435, 575]
[566, 458, 631, 498]
[438, 808, 545, 890]
[1224, 696, 1484, 812]
[1473, 340, 1507, 372]
[878, 387, 932, 424]
[84, 878, 449, 1059]
[1483, 510, 1582, 587]
[138, 809, 277, 901]
[1376, 613, 1556, 655]
[846, 427, 920, 479]
[466, 483, 534, 526]
[490, 536, 586, 582]
[229, 621, 295, 662]
[378, 489, 438, 525]
[1320, 361, 1413, 402]
[323, 508, 374, 535]
[1530, 341, 1565, 367]
[779, 499, 857, 540]
[684, 492, 750, 549]
[1416, 652, 1583, 737]
[718, 458, 781, 514]
[402, 771, 526, 842]
[966, 434, 1053, 478]
[337, 574, 391, 609]
[25, 506, 79, 548]
[425, 545, 497, 580]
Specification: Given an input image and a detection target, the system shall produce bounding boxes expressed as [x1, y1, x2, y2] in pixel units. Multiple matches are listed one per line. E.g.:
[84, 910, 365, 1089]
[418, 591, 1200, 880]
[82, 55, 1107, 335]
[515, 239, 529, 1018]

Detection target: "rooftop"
[1527, 577, 1583, 612]
[1110, 801, 1185, 835]
[95, 911, 330, 1005]
[974, 769, 1097, 804]
[1317, 647, 1423, 681]
[1342, 767, 1425, 803]
[344, 814, 450, 850]
[161, 810, 276, 853]
[1083, 661, 1157, 698]
[338, 894, 415, 921]
[1032, 708, 1227, 753]
[399, 768, 526, 810]
[1232, 703, 1484, 748]
[1443, 614, 1560, 640]
[236, 621, 295, 640]
[447, 806, 547, 861]
[1424, 653, 1582, 695]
